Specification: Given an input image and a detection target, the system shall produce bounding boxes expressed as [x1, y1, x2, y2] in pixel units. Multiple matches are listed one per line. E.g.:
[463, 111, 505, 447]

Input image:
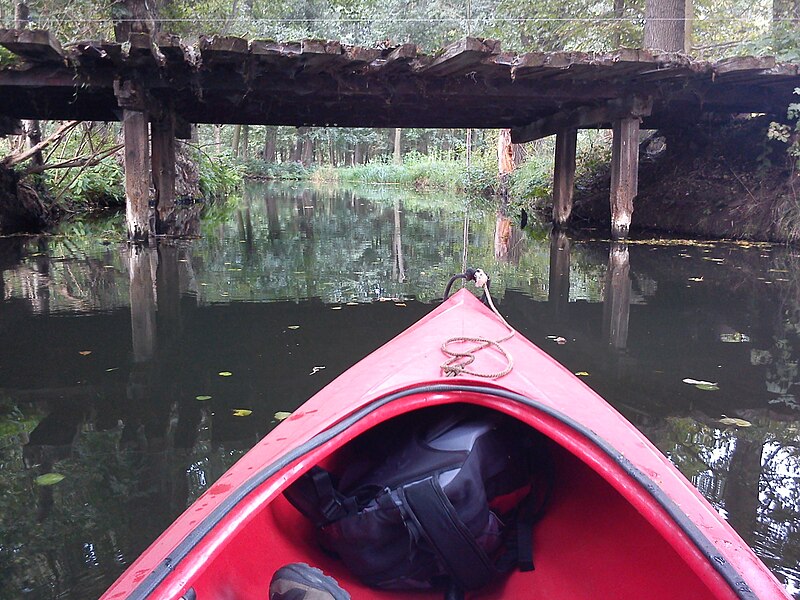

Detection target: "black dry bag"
[284, 407, 549, 593]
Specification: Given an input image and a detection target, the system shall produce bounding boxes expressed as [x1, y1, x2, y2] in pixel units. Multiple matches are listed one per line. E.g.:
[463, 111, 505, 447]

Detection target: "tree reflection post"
[128, 244, 157, 363]
[602, 242, 632, 349]
[548, 231, 571, 320]
[393, 198, 406, 282]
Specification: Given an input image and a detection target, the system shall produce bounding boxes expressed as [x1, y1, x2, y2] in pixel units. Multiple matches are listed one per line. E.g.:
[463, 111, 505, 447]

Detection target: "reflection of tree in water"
[652, 416, 800, 592]
[753, 254, 800, 413]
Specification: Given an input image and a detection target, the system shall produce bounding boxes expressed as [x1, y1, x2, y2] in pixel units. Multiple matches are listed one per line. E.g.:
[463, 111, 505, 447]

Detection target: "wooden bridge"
[0, 29, 798, 240]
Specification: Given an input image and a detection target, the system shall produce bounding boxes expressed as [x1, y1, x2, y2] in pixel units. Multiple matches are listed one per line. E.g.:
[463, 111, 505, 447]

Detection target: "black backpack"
[284, 407, 550, 595]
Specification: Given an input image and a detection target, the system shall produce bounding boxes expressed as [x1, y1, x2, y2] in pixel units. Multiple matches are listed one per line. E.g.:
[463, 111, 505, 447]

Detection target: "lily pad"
[574, 371, 590, 377]
[35, 473, 65, 486]
[274, 411, 292, 421]
[195, 395, 212, 401]
[218, 371, 233, 377]
[232, 409, 252, 417]
[287, 325, 300, 330]
[695, 383, 720, 391]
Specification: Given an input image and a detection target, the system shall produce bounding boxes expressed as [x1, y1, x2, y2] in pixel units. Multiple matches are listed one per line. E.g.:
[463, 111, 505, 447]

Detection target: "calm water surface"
[1, 183, 800, 598]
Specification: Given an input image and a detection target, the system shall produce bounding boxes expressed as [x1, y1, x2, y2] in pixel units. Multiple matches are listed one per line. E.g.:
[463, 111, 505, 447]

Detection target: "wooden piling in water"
[553, 128, 577, 228]
[122, 109, 151, 242]
[152, 111, 176, 235]
[610, 117, 640, 240]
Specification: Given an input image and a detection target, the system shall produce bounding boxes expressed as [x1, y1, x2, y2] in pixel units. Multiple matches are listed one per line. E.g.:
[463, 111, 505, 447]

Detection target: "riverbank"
[567, 117, 799, 242]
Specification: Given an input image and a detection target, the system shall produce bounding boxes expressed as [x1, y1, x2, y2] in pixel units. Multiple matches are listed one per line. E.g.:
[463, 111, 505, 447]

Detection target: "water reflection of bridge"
[1, 29, 799, 240]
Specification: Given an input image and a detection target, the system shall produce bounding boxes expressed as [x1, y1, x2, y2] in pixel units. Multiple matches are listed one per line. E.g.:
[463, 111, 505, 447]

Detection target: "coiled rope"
[440, 269, 515, 379]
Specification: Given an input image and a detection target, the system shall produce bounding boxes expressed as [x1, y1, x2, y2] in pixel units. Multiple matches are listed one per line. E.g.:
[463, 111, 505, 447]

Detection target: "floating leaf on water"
[218, 371, 233, 377]
[232, 409, 252, 417]
[719, 417, 752, 427]
[309, 366, 326, 375]
[682, 378, 717, 386]
[695, 383, 720, 391]
[575, 371, 590, 377]
[36, 473, 65, 486]
[79, 350, 92, 356]
[195, 395, 212, 401]
[287, 325, 300, 330]
[331, 306, 342, 310]
[720, 332, 750, 343]
[274, 411, 292, 421]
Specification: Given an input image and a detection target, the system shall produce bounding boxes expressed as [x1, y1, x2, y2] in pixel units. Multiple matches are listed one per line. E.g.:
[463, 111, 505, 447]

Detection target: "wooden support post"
[123, 109, 151, 241]
[151, 111, 176, 235]
[553, 128, 577, 228]
[610, 117, 640, 240]
[602, 242, 631, 349]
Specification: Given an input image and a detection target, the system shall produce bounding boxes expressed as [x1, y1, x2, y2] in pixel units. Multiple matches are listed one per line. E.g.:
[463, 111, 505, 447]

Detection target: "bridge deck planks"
[0, 29, 796, 136]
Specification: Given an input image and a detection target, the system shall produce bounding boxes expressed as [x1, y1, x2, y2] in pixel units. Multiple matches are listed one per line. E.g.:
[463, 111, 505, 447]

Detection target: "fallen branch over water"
[1, 120, 80, 168]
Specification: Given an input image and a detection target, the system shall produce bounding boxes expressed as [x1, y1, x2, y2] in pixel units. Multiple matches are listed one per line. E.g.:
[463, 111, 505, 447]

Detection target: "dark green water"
[1, 182, 799, 598]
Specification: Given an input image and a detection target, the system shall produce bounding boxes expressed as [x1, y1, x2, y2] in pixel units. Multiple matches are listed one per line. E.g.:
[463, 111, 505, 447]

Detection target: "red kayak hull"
[103, 289, 790, 600]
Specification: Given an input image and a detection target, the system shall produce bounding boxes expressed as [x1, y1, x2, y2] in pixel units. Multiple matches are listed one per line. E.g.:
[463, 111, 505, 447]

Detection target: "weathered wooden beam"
[122, 109, 151, 241]
[152, 110, 176, 235]
[552, 128, 577, 228]
[0, 29, 64, 62]
[610, 117, 640, 240]
[512, 95, 652, 143]
[199, 35, 249, 65]
[174, 114, 192, 139]
[416, 37, 500, 77]
[367, 44, 417, 74]
[0, 114, 22, 136]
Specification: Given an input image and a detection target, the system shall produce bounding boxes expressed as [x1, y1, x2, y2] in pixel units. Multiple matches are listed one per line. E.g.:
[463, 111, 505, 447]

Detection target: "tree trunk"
[644, 0, 686, 52]
[393, 128, 402, 165]
[263, 126, 277, 162]
[241, 125, 249, 159]
[684, 0, 693, 53]
[231, 124, 242, 157]
[418, 132, 429, 155]
[301, 135, 313, 167]
[612, 0, 625, 48]
[112, 0, 158, 41]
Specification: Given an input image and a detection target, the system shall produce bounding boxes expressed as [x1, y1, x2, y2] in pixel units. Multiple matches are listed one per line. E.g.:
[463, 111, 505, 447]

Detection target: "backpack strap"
[284, 466, 350, 527]
[401, 477, 497, 592]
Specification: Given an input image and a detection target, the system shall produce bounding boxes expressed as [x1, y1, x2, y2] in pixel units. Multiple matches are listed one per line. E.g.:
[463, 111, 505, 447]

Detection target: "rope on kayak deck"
[441, 269, 515, 379]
